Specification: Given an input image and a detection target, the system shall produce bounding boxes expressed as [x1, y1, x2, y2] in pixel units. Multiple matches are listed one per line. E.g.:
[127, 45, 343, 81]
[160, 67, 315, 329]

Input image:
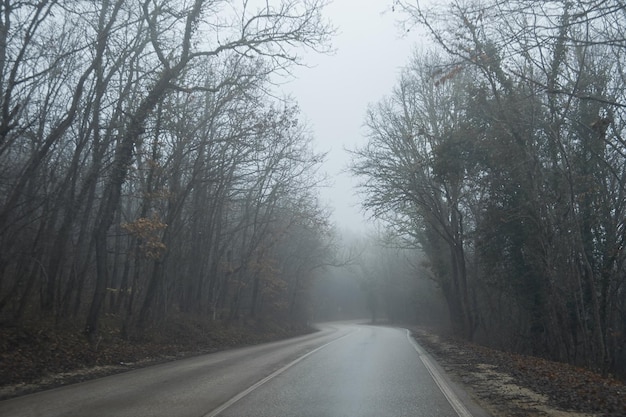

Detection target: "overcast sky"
[284, 1, 423, 233]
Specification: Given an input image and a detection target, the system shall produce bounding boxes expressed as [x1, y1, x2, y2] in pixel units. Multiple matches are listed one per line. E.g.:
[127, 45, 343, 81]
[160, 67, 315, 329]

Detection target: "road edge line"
[203, 328, 359, 417]
[405, 329, 473, 417]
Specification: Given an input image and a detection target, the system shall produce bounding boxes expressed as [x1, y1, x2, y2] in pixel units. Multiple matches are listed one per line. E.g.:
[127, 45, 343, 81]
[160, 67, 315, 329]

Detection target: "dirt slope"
[0, 317, 311, 400]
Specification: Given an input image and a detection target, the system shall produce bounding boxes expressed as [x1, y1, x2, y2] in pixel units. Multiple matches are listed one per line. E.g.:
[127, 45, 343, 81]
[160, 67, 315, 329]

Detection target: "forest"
[352, 0, 626, 378]
[3, 0, 626, 389]
[0, 0, 337, 346]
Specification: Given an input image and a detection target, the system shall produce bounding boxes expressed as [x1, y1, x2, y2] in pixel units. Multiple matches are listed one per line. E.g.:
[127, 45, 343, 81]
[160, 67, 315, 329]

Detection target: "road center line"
[406, 329, 473, 417]
[202, 328, 359, 417]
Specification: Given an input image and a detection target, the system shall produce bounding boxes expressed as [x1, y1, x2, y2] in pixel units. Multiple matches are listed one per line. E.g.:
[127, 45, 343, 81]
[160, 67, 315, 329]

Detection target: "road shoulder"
[408, 327, 626, 417]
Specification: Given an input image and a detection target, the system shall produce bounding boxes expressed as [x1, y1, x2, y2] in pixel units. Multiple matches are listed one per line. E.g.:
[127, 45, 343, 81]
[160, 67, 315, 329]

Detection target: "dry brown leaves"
[0, 317, 311, 400]
[411, 328, 626, 417]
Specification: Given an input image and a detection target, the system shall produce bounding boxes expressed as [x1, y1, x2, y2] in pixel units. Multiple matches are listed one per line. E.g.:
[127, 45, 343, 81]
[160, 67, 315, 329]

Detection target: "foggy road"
[0, 323, 486, 417]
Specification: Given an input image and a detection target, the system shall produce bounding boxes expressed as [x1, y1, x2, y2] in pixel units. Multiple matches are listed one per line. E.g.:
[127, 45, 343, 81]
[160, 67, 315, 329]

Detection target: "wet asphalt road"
[218, 325, 463, 417]
[0, 323, 484, 417]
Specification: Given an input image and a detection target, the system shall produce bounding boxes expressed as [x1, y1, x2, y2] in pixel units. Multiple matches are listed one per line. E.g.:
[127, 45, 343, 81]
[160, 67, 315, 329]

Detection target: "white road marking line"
[203, 328, 359, 417]
[406, 329, 474, 417]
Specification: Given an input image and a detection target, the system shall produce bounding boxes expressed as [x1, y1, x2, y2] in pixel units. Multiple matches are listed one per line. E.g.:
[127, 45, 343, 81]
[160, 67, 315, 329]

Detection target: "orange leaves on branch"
[122, 213, 167, 259]
[433, 65, 463, 87]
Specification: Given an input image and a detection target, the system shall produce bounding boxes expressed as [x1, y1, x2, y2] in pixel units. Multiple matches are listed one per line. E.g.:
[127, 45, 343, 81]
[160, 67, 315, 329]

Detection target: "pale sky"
[284, 0, 423, 232]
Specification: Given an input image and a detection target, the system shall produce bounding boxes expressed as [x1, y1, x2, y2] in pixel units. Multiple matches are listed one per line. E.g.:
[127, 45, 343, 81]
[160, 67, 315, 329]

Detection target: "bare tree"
[85, 0, 332, 340]
[0, 0, 334, 347]
[384, 0, 626, 374]
[350, 52, 480, 339]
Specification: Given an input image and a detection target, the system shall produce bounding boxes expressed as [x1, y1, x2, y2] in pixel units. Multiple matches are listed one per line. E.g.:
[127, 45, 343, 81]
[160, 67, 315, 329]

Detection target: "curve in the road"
[203, 327, 360, 417]
[0, 323, 486, 417]
[212, 324, 478, 417]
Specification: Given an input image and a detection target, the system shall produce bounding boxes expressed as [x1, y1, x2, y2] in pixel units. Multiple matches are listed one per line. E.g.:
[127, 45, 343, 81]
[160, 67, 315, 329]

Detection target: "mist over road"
[0, 323, 485, 417]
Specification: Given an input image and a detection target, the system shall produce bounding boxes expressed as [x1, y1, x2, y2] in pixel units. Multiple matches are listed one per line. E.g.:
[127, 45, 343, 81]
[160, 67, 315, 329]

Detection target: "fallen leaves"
[0, 316, 312, 400]
[410, 327, 626, 417]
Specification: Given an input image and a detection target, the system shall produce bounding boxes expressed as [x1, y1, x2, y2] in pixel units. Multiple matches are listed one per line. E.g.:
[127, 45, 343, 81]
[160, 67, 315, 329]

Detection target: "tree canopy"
[353, 0, 626, 377]
[0, 0, 336, 343]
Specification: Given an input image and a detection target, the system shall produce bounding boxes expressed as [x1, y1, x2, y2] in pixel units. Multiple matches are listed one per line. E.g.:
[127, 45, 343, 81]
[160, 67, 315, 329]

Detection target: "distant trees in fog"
[0, 0, 334, 342]
[353, 0, 626, 377]
[308, 231, 447, 327]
